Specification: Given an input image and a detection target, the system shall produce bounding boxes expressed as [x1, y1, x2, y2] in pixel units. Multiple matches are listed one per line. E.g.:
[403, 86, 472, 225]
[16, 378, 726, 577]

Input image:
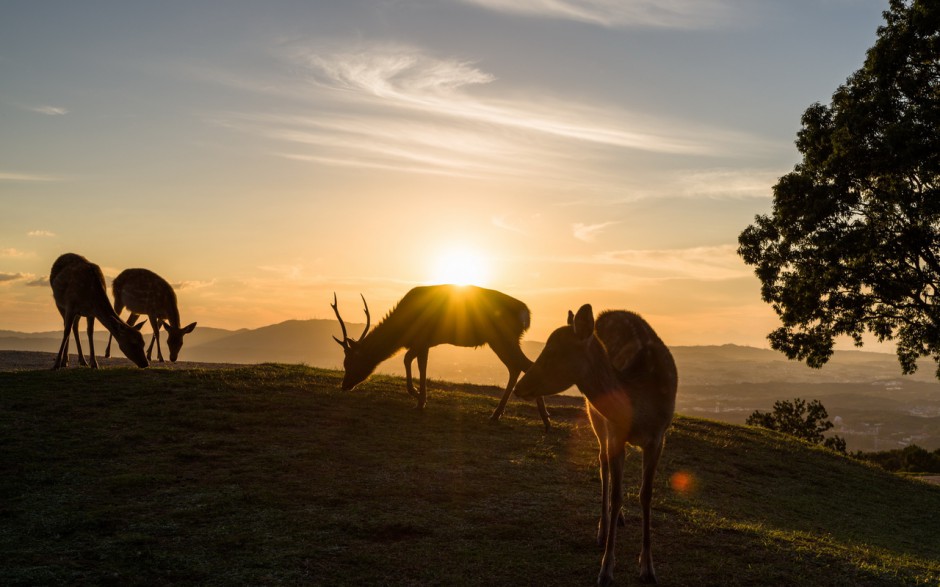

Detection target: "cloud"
[299, 45, 716, 155]
[29, 105, 68, 116]
[573, 221, 618, 242]
[458, 0, 744, 30]
[0, 248, 27, 258]
[597, 245, 750, 281]
[553, 244, 750, 281]
[0, 171, 59, 182]
[27, 230, 56, 238]
[675, 168, 779, 199]
[172, 279, 216, 291]
[491, 215, 530, 235]
[0, 272, 26, 283]
[210, 43, 772, 184]
[26, 275, 49, 287]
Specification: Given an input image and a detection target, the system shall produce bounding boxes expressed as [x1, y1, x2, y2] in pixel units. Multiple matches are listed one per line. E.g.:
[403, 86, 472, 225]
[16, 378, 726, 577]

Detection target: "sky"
[0, 0, 888, 346]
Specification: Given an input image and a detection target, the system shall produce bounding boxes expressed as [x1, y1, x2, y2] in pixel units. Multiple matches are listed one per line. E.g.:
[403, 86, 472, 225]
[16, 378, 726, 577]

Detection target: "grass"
[1, 363, 939, 586]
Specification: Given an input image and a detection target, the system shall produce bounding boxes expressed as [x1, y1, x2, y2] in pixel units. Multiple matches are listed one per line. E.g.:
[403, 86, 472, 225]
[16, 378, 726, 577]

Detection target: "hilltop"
[1, 364, 938, 585]
[4, 318, 940, 451]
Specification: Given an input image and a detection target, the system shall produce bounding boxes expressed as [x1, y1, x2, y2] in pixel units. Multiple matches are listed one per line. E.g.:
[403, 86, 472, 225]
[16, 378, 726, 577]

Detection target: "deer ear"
[572, 304, 594, 340]
[133, 321, 146, 332]
[182, 322, 197, 334]
[567, 310, 574, 326]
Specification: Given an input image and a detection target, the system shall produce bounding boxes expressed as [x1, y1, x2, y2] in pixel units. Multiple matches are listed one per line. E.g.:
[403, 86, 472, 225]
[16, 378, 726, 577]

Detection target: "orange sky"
[0, 1, 886, 347]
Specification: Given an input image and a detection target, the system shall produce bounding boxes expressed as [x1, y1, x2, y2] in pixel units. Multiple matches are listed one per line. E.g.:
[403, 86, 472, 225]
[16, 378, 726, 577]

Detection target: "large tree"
[739, 0, 940, 376]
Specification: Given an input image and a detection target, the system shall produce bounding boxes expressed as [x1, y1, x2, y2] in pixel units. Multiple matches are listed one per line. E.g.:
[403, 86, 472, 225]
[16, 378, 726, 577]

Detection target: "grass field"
[2, 363, 939, 586]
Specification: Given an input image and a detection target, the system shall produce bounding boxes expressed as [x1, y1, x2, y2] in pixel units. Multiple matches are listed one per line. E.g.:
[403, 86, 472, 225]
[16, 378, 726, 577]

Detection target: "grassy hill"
[1, 365, 938, 586]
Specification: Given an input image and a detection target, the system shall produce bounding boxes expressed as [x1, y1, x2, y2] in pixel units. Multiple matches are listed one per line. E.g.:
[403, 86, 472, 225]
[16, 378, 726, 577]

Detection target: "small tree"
[747, 398, 847, 454]
[738, 0, 940, 377]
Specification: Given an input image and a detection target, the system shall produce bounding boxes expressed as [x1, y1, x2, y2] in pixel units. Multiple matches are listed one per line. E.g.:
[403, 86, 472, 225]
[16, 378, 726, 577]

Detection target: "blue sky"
[0, 0, 887, 345]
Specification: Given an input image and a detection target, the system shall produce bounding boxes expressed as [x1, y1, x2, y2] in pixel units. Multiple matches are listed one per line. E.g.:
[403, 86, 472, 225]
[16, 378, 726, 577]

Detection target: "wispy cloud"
[27, 230, 56, 238]
[459, 0, 745, 30]
[0, 171, 59, 182]
[28, 105, 68, 116]
[554, 244, 750, 281]
[299, 45, 717, 154]
[0, 272, 26, 283]
[573, 221, 618, 242]
[209, 43, 771, 184]
[0, 248, 28, 258]
[26, 275, 49, 287]
[173, 279, 216, 291]
[675, 168, 779, 199]
[491, 214, 531, 235]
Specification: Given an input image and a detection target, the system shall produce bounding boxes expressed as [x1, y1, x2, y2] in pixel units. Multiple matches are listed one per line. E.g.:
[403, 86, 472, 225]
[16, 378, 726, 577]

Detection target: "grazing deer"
[104, 268, 197, 363]
[49, 253, 149, 370]
[514, 305, 677, 586]
[332, 284, 551, 429]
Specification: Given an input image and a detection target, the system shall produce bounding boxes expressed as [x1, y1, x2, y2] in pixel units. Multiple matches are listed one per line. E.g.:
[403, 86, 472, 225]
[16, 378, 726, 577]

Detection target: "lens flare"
[669, 471, 696, 494]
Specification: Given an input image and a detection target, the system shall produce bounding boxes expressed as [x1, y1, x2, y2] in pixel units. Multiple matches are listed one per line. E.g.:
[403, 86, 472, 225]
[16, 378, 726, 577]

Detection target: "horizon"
[1, 2, 888, 347]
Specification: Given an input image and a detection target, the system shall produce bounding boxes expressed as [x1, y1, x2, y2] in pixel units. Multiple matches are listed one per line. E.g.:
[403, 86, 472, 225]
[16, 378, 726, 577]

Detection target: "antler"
[359, 293, 371, 340]
[332, 292, 371, 347]
[331, 292, 349, 347]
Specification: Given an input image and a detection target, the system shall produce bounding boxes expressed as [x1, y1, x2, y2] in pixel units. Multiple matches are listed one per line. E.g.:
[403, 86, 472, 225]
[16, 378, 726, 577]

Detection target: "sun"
[429, 247, 490, 286]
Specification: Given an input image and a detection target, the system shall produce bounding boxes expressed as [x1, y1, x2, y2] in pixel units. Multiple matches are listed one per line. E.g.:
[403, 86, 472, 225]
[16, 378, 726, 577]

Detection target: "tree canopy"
[738, 0, 940, 376]
[746, 398, 847, 454]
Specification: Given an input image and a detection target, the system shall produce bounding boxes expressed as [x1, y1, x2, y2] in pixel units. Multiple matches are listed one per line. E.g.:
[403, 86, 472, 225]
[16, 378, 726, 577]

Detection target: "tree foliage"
[738, 0, 940, 377]
[857, 443, 940, 473]
[747, 398, 847, 454]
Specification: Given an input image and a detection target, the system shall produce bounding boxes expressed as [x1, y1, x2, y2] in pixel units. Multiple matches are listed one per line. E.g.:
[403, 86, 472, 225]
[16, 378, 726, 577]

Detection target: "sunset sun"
[429, 247, 490, 286]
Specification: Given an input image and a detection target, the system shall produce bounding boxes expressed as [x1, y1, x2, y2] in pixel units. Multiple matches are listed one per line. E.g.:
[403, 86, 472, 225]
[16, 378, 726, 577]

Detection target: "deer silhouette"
[515, 305, 677, 585]
[49, 253, 148, 370]
[104, 268, 196, 362]
[332, 284, 551, 428]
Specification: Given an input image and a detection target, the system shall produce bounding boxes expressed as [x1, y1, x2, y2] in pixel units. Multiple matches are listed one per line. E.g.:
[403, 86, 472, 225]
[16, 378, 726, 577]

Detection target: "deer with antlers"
[332, 284, 551, 429]
[514, 305, 677, 585]
[104, 268, 197, 363]
[50, 253, 149, 370]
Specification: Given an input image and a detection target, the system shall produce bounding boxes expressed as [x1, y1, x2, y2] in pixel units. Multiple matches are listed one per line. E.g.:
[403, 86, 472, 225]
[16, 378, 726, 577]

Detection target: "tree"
[747, 398, 847, 454]
[738, 0, 940, 377]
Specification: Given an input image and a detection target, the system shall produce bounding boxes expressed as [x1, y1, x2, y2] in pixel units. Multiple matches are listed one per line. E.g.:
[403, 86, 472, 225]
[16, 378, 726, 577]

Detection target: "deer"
[104, 268, 197, 363]
[331, 284, 551, 429]
[513, 304, 677, 586]
[49, 253, 149, 370]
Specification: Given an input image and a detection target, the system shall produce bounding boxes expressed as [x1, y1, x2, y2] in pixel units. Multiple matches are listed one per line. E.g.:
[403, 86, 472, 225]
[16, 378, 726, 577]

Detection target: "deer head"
[161, 321, 197, 362]
[514, 304, 596, 399]
[331, 292, 372, 390]
[118, 321, 150, 368]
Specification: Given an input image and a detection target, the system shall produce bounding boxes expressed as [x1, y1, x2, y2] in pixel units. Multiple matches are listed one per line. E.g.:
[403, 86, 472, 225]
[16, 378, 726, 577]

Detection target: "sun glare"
[429, 247, 490, 286]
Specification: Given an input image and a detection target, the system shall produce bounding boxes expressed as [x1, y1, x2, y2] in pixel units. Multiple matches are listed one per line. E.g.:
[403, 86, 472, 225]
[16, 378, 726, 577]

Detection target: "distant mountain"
[0, 326, 239, 355]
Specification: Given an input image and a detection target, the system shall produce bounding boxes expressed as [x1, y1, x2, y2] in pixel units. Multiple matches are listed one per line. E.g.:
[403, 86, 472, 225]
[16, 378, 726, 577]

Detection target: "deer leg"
[150, 316, 165, 362]
[54, 313, 74, 370]
[587, 407, 611, 548]
[490, 367, 519, 423]
[86, 317, 99, 369]
[403, 348, 418, 397]
[638, 437, 665, 584]
[106, 303, 124, 358]
[415, 347, 429, 410]
[69, 316, 89, 367]
[535, 398, 551, 431]
[598, 444, 625, 587]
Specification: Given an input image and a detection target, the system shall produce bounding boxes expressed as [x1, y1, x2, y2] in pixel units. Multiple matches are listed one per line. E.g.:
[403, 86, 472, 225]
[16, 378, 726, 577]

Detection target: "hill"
[4, 318, 940, 451]
[1, 364, 938, 585]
